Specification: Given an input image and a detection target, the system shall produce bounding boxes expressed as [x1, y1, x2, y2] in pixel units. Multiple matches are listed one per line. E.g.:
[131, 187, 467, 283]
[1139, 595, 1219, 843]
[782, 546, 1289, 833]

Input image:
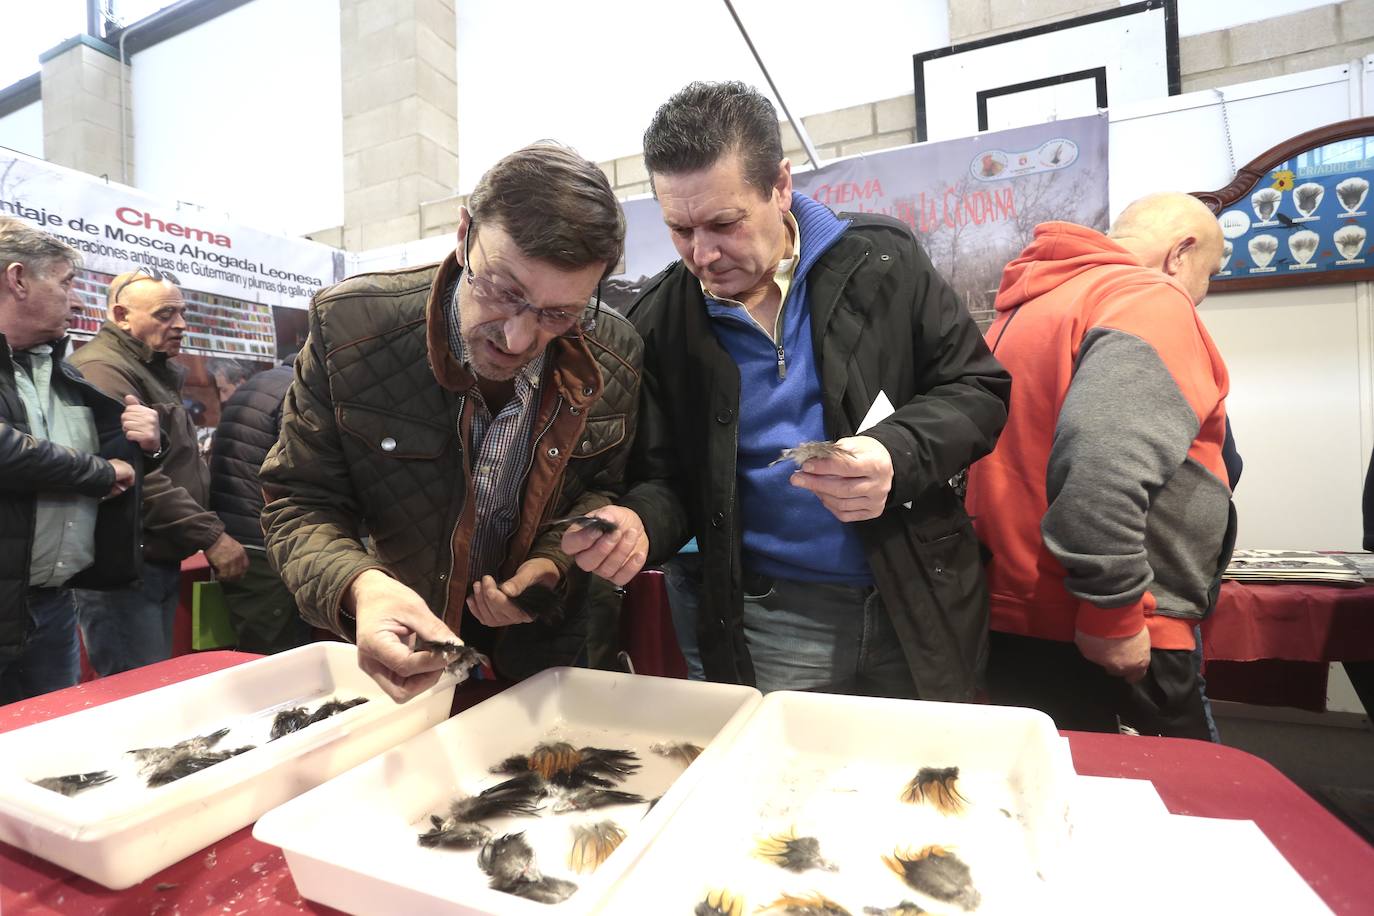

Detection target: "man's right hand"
[105, 458, 135, 499]
[560, 505, 649, 586]
[346, 569, 461, 702]
[119, 395, 161, 453]
[204, 531, 249, 582]
[1075, 627, 1151, 683]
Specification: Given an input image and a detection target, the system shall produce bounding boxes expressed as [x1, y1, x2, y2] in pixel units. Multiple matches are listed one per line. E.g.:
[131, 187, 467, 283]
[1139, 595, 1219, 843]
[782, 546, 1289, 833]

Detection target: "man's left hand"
[467, 557, 560, 627]
[120, 395, 161, 453]
[788, 435, 894, 522]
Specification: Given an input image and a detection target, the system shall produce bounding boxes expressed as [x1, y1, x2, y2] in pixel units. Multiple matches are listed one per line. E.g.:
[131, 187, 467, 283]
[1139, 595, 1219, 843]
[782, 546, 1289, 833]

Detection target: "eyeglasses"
[112, 266, 180, 303]
[462, 222, 599, 334]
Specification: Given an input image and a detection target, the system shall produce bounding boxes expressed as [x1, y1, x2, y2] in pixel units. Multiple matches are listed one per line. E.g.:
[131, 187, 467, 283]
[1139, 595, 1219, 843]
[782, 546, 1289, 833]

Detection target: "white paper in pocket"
[858, 390, 912, 509]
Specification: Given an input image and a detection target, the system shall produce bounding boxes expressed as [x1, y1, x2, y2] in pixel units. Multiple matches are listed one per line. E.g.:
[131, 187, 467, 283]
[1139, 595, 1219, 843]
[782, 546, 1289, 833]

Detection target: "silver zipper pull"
[776, 344, 787, 380]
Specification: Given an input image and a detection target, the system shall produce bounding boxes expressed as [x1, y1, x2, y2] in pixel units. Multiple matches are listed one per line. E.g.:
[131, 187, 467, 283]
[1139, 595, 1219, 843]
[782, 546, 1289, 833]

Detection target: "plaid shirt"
[445, 281, 545, 582]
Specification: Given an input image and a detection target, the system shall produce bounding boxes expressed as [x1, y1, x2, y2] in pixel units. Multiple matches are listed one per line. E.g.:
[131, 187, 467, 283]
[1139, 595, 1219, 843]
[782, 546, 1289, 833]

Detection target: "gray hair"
[643, 81, 784, 196]
[0, 216, 81, 278]
[207, 357, 250, 385]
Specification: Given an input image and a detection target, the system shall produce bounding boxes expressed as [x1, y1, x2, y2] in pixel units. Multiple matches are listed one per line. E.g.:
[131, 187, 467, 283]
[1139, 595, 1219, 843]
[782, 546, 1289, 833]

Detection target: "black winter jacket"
[621, 212, 1012, 701]
[210, 363, 294, 550]
[0, 334, 146, 654]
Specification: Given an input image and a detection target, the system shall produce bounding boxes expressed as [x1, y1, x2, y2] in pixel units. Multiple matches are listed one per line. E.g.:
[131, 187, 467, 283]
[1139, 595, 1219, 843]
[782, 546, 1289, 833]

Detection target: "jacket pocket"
[571, 414, 626, 458]
[337, 403, 449, 459]
[911, 524, 985, 619]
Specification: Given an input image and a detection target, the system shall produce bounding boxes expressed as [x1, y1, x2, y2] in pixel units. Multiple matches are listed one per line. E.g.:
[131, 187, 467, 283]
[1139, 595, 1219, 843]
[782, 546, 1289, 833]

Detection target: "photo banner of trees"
[610, 114, 1110, 329]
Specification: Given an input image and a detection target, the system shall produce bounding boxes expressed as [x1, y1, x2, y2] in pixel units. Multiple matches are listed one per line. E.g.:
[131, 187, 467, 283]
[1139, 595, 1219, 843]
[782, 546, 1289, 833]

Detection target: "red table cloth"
[3, 653, 1373, 914]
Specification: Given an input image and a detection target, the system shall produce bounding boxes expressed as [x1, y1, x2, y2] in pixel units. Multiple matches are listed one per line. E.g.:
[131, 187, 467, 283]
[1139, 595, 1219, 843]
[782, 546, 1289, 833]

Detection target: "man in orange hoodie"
[966, 192, 1234, 738]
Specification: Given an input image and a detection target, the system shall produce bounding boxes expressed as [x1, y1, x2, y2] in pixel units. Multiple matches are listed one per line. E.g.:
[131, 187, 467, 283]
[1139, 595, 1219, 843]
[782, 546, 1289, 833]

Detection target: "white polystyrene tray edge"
[0, 643, 356, 833]
[596, 690, 1076, 910]
[253, 670, 576, 853]
[253, 669, 761, 853]
[577, 682, 763, 911]
[0, 643, 459, 841]
[254, 670, 763, 913]
[533, 683, 764, 913]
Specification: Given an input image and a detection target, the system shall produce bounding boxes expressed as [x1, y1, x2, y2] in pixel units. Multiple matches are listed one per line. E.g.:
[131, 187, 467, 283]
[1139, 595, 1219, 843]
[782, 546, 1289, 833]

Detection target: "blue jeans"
[740, 574, 918, 698]
[662, 553, 705, 681]
[76, 559, 181, 676]
[0, 587, 81, 705]
[1194, 625, 1220, 742]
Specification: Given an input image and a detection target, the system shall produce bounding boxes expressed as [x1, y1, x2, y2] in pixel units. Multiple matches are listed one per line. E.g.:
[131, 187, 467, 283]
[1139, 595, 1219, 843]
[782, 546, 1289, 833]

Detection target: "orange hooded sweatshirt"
[966, 222, 1234, 651]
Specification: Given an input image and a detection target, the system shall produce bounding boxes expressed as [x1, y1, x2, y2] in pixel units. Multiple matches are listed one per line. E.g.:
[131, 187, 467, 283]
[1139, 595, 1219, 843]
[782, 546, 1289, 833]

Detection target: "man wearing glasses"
[260, 143, 641, 702]
[69, 266, 250, 675]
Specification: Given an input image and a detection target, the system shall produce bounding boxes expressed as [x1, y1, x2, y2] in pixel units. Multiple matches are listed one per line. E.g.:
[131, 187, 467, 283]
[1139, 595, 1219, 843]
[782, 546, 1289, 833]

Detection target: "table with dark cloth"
[4, 652, 1373, 914]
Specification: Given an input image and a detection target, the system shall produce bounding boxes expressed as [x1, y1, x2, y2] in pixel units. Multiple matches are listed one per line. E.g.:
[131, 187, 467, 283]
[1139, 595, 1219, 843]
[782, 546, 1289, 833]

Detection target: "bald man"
[965, 193, 1234, 738]
[69, 269, 248, 675]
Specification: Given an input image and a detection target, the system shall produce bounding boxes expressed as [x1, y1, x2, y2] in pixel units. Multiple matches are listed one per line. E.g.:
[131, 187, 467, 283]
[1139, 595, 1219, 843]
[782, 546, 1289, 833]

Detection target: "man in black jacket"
[564, 82, 1011, 699]
[209, 355, 308, 653]
[0, 218, 161, 702]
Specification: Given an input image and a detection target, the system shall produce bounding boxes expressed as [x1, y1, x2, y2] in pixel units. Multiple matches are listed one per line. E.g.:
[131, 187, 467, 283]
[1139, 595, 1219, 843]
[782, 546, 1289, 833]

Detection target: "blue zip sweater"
[705, 193, 872, 585]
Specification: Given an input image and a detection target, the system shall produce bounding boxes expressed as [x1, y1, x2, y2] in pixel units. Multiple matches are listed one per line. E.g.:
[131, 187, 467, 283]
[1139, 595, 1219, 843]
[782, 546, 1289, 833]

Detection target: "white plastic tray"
[253, 666, 762, 915]
[601, 690, 1074, 915]
[0, 642, 457, 889]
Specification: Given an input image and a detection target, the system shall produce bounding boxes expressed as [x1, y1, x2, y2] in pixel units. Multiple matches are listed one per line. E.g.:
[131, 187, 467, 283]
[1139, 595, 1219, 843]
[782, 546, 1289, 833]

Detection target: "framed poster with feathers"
[1195, 116, 1374, 292]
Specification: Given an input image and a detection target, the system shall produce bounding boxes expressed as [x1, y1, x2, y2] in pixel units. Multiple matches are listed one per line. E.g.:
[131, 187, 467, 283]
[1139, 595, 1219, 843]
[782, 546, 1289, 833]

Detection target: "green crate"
[192, 580, 239, 650]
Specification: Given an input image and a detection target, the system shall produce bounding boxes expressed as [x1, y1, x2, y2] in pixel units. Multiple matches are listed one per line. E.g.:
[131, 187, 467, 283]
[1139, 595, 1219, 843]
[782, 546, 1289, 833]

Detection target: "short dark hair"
[466, 142, 624, 278]
[643, 81, 784, 196]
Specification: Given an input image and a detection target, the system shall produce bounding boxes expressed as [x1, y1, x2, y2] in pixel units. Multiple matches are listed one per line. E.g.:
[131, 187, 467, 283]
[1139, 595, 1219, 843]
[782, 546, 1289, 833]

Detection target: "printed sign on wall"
[0, 150, 342, 361]
[611, 114, 1110, 328]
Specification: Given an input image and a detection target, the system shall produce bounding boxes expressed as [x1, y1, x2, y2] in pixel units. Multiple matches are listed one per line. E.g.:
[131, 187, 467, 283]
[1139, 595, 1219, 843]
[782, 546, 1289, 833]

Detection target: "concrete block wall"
[584, 93, 917, 202]
[343, 0, 1371, 250]
[950, 0, 1117, 42]
[39, 37, 131, 182]
[340, 0, 459, 250]
[1182, 0, 1374, 90]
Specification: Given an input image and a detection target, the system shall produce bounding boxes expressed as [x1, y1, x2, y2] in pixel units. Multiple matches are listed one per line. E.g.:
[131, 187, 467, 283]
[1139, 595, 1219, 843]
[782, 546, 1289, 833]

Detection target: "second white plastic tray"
[253, 666, 762, 915]
[601, 690, 1075, 915]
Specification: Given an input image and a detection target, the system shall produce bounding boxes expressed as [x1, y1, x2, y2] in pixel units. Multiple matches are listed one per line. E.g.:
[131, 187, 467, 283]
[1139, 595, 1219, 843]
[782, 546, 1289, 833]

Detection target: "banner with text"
[610, 114, 1109, 326]
[0, 150, 343, 310]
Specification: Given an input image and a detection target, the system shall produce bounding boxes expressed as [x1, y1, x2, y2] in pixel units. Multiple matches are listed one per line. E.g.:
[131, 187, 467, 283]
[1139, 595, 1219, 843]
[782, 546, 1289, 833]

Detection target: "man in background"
[209, 353, 309, 654]
[0, 218, 161, 700]
[70, 267, 248, 675]
[208, 357, 249, 407]
[966, 192, 1234, 738]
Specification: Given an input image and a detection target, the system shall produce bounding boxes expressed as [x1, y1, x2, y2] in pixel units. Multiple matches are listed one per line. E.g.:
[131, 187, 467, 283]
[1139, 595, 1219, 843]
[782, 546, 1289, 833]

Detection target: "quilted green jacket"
[260, 253, 642, 678]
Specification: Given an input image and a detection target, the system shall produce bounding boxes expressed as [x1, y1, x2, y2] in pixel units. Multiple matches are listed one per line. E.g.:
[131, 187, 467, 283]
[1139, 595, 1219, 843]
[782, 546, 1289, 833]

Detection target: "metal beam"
[722, 0, 821, 171]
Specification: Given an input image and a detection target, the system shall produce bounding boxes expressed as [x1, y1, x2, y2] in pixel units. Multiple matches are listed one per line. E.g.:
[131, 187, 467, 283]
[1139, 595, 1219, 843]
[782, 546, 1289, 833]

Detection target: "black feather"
[449, 772, 547, 821]
[510, 584, 564, 625]
[553, 788, 646, 813]
[33, 770, 115, 796]
[884, 846, 980, 912]
[417, 819, 491, 849]
[145, 745, 255, 787]
[548, 514, 618, 534]
[491, 754, 531, 775]
[305, 697, 368, 725]
[499, 876, 578, 904]
[478, 832, 577, 903]
[270, 707, 311, 740]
